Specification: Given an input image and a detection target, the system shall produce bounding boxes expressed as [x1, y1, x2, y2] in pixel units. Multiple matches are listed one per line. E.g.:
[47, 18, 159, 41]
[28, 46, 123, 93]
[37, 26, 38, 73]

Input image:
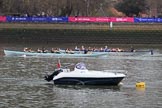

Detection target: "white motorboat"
[45, 62, 126, 86]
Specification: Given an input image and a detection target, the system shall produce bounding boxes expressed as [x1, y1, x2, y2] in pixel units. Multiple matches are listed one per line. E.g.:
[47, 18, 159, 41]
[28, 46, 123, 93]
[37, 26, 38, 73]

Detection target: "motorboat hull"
[45, 62, 126, 86]
[53, 77, 124, 86]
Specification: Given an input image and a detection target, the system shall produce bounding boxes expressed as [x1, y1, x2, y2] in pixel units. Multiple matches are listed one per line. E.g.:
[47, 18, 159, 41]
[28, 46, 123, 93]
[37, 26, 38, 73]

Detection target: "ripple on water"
[0, 49, 162, 108]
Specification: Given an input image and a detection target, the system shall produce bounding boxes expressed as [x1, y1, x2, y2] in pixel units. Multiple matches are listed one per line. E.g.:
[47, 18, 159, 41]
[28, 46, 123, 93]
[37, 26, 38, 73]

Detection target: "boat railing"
[103, 70, 127, 74]
[62, 68, 70, 72]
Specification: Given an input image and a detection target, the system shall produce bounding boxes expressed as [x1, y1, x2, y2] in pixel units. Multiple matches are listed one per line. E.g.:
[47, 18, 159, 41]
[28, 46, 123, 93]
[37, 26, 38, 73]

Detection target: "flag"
[57, 59, 61, 68]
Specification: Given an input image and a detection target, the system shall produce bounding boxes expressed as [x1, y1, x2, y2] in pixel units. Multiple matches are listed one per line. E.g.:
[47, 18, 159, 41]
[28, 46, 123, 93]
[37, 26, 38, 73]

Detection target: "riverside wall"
[0, 23, 162, 44]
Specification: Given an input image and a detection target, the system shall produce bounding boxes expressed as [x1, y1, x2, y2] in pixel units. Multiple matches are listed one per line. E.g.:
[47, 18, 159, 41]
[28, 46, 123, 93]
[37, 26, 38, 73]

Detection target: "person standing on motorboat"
[75, 62, 88, 71]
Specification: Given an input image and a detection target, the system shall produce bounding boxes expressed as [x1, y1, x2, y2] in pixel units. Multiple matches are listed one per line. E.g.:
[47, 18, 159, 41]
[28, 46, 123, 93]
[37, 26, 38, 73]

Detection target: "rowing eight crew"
[24, 47, 76, 54]
[23, 46, 126, 54]
[75, 46, 125, 52]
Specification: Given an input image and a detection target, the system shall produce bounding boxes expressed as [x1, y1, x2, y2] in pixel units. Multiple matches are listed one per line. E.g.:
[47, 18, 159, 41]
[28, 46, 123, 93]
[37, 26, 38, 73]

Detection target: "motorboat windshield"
[74, 62, 87, 70]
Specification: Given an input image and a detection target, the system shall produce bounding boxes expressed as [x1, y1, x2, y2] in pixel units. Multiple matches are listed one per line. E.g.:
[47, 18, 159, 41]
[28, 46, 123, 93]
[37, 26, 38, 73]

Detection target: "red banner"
[69, 17, 111, 22]
[0, 16, 6, 22]
[69, 17, 134, 23]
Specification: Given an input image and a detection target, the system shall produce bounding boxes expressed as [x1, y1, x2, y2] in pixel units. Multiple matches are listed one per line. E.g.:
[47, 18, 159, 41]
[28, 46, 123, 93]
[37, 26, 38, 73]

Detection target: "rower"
[24, 47, 28, 52]
[130, 46, 135, 52]
[42, 47, 48, 53]
[81, 45, 85, 51]
[84, 49, 88, 54]
[51, 48, 55, 53]
[24, 47, 33, 52]
[37, 48, 42, 53]
[53, 48, 61, 53]
[74, 46, 80, 51]
[104, 46, 108, 52]
[150, 50, 153, 55]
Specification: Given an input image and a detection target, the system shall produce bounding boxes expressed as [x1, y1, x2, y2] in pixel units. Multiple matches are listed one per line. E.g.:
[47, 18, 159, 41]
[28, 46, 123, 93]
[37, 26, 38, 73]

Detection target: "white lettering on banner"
[139, 18, 142, 21]
[78, 18, 90, 21]
[116, 18, 127, 22]
[116, 18, 123, 21]
[96, 18, 109, 21]
[159, 18, 162, 21]
[52, 18, 58, 21]
[15, 18, 26, 20]
[52, 18, 62, 21]
[32, 18, 46, 21]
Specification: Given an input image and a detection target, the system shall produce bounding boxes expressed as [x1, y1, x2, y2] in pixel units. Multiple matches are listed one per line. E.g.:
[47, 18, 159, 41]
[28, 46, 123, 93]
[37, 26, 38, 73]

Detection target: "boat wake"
[99, 52, 162, 61]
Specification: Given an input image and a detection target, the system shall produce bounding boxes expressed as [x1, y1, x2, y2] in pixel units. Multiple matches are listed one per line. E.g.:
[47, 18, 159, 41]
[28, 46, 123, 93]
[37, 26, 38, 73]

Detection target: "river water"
[0, 44, 162, 108]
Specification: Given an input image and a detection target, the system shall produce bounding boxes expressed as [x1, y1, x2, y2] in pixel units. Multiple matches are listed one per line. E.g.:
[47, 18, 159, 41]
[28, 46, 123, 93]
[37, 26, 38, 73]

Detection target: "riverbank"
[1, 23, 162, 30]
[0, 23, 162, 44]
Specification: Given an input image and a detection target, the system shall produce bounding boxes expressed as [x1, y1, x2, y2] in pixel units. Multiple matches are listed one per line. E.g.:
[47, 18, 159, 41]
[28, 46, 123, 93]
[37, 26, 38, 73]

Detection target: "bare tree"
[0, 0, 114, 16]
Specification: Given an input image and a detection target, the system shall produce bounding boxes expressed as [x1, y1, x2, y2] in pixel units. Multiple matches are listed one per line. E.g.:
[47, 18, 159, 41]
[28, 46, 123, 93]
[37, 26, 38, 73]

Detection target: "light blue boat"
[4, 50, 107, 57]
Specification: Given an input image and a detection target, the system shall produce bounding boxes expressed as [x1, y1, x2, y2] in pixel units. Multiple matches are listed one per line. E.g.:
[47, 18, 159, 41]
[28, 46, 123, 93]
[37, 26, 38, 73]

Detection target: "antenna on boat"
[46, 57, 50, 73]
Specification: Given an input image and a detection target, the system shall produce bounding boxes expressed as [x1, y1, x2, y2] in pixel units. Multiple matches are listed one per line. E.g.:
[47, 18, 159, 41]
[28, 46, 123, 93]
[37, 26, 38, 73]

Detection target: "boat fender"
[44, 69, 63, 82]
